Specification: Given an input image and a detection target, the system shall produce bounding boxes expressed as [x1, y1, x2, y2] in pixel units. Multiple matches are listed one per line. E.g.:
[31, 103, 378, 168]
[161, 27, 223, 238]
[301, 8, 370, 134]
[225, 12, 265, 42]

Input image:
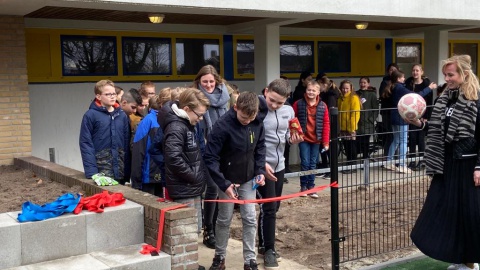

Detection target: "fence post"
[330, 107, 340, 270]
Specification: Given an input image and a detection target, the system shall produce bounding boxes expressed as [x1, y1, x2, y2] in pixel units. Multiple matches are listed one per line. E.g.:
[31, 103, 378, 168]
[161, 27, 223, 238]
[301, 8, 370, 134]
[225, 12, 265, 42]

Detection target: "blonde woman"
[410, 55, 480, 270]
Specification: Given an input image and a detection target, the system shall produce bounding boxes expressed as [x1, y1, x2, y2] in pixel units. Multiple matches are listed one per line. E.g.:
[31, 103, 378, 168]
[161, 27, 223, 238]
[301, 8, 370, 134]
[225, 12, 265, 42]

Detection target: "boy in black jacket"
[205, 92, 266, 270]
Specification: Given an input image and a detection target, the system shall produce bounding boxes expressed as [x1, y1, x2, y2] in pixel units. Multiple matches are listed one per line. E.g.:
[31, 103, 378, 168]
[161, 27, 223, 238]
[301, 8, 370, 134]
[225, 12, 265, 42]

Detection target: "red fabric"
[156, 204, 187, 251]
[73, 190, 125, 214]
[140, 244, 157, 254]
[321, 105, 331, 147]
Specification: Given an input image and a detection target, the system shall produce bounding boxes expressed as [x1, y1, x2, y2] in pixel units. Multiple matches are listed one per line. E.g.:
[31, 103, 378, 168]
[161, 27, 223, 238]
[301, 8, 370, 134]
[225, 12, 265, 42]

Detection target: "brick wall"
[14, 156, 200, 270]
[0, 16, 31, 165]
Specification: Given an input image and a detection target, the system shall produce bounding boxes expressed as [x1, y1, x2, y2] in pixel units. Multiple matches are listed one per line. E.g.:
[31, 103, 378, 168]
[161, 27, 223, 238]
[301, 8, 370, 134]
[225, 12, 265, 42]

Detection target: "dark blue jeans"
[299, 142, 320, 188]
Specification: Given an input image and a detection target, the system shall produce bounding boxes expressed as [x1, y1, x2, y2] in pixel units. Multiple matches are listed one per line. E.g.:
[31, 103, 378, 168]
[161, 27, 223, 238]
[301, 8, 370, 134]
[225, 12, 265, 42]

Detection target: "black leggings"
[408, 124, 425, 158]
[203, 174, 218, 230]
[257, 169, 285, 251]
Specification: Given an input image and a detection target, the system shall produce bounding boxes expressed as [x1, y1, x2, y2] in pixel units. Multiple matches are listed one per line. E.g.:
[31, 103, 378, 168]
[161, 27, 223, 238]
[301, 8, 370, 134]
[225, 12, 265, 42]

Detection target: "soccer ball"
[397, 93, 426, 121]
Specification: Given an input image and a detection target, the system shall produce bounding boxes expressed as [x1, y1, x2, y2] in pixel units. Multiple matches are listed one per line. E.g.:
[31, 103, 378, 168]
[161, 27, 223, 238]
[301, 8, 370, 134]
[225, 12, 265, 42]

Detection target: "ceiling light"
[355, 22, 368, 30]
[148, 14, 165, 24]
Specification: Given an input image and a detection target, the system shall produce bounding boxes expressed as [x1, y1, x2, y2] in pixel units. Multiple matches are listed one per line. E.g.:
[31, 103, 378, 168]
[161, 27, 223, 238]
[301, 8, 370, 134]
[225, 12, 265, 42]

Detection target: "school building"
[2, 0, 480, 172]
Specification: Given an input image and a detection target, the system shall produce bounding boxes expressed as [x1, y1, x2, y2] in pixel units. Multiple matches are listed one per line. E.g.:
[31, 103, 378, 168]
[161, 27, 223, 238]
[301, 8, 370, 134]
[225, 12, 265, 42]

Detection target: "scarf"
[425, 89, 478, 175]
[197, 83, 230, 136]
[171, 103, 190, 121]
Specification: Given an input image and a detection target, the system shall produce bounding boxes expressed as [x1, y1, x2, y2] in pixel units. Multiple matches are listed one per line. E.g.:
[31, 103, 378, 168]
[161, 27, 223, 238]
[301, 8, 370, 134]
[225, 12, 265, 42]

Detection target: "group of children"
[82, 64, 442, 269]
[79, 65, 305, 270]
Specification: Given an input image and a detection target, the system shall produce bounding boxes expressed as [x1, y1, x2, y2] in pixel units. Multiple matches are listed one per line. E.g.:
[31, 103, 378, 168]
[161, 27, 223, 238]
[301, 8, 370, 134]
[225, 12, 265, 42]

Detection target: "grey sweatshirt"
[263, 104, 295, 172]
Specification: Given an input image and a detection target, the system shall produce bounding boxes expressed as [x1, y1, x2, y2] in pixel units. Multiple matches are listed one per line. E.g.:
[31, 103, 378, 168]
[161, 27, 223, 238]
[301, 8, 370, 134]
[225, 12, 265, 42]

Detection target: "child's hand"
[289, 132, 304, 144]
[255, 175, 265, 187]
[265, 163, 277, 182]
[225, 184, 239, 200]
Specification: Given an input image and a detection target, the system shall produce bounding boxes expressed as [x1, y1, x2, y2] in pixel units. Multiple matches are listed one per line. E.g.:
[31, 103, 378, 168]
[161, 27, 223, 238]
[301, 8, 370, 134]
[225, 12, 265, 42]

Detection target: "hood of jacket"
[256, 95, 268, 122]
[89, 99, 121, 114]
[158, 101, 191, 131]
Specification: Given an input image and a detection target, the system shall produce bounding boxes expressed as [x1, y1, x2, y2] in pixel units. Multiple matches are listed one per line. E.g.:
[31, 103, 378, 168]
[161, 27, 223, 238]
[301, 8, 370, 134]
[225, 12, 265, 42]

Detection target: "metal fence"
[282, 105, 432, 269]
[329, 106, 430, 269]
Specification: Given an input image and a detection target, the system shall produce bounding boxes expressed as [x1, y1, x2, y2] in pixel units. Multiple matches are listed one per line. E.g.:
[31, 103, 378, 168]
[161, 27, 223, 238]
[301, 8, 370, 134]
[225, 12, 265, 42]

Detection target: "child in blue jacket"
[79, 80, 130, 184]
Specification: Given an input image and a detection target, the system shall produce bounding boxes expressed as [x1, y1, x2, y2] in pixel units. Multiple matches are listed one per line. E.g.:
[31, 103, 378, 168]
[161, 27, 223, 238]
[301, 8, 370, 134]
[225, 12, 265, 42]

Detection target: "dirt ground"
[0, 165, 84, 213]
[0, 165, 421, 269]
[229, 177, 427, 269]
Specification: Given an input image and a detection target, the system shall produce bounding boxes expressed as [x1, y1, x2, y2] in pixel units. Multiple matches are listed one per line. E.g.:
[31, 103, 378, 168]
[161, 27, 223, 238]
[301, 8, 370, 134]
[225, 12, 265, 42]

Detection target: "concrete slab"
[91, 244, 171, 270]
[198, 237, 309, 270]
[84, 200, 144, 252]
[5, 254, 109, 270]
[12, 212, 87, 265]
[0, 213, 21, 269]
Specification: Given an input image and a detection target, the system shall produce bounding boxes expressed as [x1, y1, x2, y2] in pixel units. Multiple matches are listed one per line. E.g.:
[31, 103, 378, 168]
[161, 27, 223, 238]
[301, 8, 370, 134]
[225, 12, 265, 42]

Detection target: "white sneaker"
[449, 263, 480, 270]
[396, 166, 412, 174]
[448, 264, 462, 270]
[383, 163, 396, 171]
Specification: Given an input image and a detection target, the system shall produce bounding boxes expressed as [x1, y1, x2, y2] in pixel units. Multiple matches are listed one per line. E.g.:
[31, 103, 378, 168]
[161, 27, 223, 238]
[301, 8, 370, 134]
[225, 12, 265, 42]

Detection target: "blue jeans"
[388, 125, 408, 166]
[215, 180, 257, 263]
[298, 142, 320, 188]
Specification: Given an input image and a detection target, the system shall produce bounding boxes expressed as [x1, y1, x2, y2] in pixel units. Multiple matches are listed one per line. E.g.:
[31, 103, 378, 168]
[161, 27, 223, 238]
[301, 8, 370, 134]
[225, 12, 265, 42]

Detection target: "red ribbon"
[140, 182, 338, 255]
[140, 244, 157, 254]
[204, 182, 338, 204]
[140, 203, 188, 255]
[73, 190, 126, 214]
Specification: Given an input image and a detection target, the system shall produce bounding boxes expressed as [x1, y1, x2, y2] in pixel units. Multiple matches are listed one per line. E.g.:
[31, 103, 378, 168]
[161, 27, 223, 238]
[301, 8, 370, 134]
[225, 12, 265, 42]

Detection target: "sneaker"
[308, 193, 319, 199]
[322, 173, 331, 179]
[209, 255, 225, 270]
[300, 186, 308, 197]
[244, 259, 258, 270]
[198, 266, 206, 270]
[383, 163, 397, 171]
[283, 178, 289, 184]
[407, 161, 416, 169]
[203, 227, 216, 249]
[264, 249, 279, 269]
[316, 173, 325, 178]
[258, 247, 282, 262]
[396, 166, 412, 174]
[341, 169, 357, 174]
[275, 250, 282, 262]
[449, 264, 479, 270]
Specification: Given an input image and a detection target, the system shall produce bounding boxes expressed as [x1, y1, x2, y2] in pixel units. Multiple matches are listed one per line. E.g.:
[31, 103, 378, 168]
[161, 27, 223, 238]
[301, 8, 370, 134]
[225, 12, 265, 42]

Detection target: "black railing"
[331, 106, 430, 266]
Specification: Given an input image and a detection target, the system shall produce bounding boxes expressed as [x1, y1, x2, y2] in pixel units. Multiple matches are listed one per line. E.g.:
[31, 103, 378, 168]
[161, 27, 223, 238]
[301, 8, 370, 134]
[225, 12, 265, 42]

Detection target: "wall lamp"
[148, 14, 165, 24]
[355, 22, 368, 30]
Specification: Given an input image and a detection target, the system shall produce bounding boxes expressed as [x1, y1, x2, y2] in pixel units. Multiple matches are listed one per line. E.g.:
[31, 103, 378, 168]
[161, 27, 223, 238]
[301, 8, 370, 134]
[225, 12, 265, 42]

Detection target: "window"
[176, 38, 220, 75]
[122, 37, 172, 75]
[61, 35, 117, 76]
[236, 40, 254, 74]
[452, 43, 478, 75]
[318, 42, 351, 73]
[280, 41, 314, 73]
[396, 43, 422, 73]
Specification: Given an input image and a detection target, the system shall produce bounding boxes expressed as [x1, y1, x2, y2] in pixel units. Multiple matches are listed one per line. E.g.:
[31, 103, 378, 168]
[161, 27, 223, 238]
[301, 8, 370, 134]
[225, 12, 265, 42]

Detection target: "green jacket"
[356, 89, 379, 135]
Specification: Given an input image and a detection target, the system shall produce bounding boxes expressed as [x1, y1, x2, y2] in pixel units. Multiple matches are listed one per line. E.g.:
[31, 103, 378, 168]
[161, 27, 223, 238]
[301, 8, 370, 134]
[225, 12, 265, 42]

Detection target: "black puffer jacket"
[204, 97, 267, 192]
[158, 101, 207, 199]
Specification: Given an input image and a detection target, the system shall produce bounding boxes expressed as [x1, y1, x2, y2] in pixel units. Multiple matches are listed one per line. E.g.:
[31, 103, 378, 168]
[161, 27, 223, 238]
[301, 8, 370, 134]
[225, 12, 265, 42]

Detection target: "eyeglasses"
[103, 93, 117, 98]
[191, 109, 205, 119]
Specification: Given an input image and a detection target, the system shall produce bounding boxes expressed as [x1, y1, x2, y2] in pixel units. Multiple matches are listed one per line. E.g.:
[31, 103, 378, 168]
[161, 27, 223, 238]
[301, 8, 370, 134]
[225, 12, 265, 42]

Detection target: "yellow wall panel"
[25, 33, 52, 78]
[351, 39, 384, 76]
